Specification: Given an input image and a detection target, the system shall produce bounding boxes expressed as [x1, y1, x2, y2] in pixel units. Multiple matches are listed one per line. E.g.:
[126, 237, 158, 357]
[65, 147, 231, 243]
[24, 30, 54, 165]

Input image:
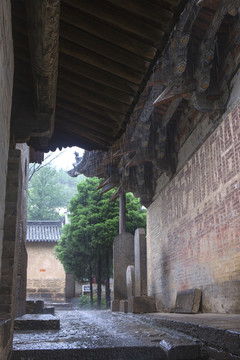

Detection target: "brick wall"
[0, 1, 14, 359]
[0, 0, 13, 277]
[15, 144, 29, 318]
[147, 99, 240, 314]
[0, 150, 22, 359]
[27, 279, 65, 302]
[26, 242, 66, 301]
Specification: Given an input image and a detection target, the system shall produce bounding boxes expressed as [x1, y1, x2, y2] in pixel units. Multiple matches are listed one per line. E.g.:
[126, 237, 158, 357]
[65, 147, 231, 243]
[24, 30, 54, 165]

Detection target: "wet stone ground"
[12, 310, 205, 359]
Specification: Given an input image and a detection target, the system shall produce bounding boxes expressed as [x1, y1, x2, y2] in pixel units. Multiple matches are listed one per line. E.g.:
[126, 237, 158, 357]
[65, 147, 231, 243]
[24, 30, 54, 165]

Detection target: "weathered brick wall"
[147, 99, 240, 314]
[27, 243, 66, 301]
[0, 1, 14, 359]
[0, 0, 14, 277]
[0, 150, 22, 359]
[15, 144, 29, 318]
[27, 279, 66, 302]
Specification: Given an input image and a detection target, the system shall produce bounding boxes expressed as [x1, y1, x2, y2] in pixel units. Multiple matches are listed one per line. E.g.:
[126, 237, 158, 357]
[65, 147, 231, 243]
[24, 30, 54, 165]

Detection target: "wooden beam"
[56, 116, 113, 146]
[55, 108, 115, 136]
[153, 79, 195, 106]
[59, 53, 138, 95]
[57, 89, 125, 124]
[59, 39, 144, 84]
[25, 0, 60, 137]
[51, 127, 108, 151]
[61, 0, 164, 44]
[106, 0, 174, 30]
[60, 22, 150, 74]
[60, 4, 157, 60]
[56, 100, 118, 129]
[58, 67, 134, 106]
[100, 182, 118, 194]
[57, 79, 129, 114]
[161, 98, 182, 127]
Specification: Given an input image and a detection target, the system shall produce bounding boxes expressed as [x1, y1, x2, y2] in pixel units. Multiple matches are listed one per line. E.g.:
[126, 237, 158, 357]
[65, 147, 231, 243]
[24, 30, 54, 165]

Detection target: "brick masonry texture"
[0, 2, 14, 359]
[27, 279, 65, 301]
[0, 0, 13, 275]
[147, 99, 240, 314]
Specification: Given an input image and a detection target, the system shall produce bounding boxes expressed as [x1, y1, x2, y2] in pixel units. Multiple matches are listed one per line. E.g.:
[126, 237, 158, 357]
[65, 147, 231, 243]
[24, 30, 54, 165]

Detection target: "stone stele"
[175, 288, 202, 314]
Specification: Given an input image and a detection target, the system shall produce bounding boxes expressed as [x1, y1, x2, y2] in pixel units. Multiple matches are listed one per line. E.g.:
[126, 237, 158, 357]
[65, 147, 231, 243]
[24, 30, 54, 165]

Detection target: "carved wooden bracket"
[25, 0, 60, 140]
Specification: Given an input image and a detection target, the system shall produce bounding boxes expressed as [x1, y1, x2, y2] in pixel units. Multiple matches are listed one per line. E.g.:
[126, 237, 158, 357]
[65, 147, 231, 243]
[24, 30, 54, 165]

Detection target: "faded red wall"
[147, 100, 240, 313]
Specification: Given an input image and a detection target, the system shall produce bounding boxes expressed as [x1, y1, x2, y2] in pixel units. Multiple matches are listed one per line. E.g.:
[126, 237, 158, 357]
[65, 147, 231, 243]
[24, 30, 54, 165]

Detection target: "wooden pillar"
[119, 191, 126, 234]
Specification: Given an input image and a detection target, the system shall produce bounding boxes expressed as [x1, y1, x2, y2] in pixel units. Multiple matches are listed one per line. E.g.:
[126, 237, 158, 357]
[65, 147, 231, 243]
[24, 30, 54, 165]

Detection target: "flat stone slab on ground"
[14, 314, 60, 330]
[12, 310, 203, 358]
[12, 310, 240, 360]
[175, 288, 201, 314]
[141, 312, 240, 357]
[160, 338, 201, 360]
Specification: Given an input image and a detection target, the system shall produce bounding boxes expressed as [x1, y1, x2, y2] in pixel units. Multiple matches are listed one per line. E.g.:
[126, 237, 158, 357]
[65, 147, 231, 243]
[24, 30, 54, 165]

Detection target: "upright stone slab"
[175, 288, 202, 314]
[111, 300, 120, 312]
[113, 232, 134, 300]
[26, 301, 34, 314]
[65, 273, 75, 300]
[119, 300, 128, 313]
[126, 265, 135, 299]
[134, 228, 147, 296]
[34, 300, 44, 314]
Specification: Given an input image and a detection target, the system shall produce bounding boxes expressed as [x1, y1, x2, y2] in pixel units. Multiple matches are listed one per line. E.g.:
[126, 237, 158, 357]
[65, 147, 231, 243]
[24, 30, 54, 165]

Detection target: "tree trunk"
[119, 191, 126, 234]
[105, 251, 111, 309]
[97, 253, 102, 310]
[89, 263, 94, 309]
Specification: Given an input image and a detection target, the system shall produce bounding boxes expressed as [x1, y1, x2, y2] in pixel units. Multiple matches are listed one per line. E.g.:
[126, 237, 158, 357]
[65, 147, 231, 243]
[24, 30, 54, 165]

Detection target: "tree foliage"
[55, 177, 146, 279]
[27, 165, 82, 220]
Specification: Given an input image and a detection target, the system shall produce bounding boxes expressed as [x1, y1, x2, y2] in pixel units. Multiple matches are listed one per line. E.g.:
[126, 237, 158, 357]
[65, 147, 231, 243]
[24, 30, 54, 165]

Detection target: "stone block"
[128, 296, 156, 314]
[14, 314, 60, 330]
[126, 265, 135, 299]
[119, 300, 128, 313]
[113, 233, 134, 300]
[175, 288, 202, 314]
[134, 228, 147, 296]
[111, 300, 120, 312]
[0, 319, 11, 355]
[43, 307, 55, 315]
[34, 300, 44, 314]
[65, 273, 75, 299]
[159, 338, 201, 360]
[26, 301, 34, 314]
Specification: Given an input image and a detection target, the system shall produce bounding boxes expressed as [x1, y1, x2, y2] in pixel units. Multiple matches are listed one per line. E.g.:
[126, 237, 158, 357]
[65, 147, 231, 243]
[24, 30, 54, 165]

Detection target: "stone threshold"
[12, 344, 204, 360]
[14, 314, 60, 330]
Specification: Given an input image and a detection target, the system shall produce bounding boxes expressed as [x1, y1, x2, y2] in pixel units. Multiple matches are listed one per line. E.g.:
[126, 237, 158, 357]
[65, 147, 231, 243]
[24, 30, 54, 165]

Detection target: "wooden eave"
[68, 0, 240, 206]
[11, 0, 188, 151]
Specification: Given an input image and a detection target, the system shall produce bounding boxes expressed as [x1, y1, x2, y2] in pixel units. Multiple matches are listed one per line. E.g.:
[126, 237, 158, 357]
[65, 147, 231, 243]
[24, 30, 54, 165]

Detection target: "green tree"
[27, 165, 80, 220]
[55, 177, 146, 309]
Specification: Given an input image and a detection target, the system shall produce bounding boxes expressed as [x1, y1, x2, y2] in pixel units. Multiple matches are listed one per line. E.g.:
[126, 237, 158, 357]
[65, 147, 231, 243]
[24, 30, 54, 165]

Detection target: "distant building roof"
[27, 220, 63, 243]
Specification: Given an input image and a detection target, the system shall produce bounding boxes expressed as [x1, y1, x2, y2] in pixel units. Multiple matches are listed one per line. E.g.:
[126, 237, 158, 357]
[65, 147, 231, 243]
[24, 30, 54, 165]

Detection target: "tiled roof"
[26, 220, 63, 243]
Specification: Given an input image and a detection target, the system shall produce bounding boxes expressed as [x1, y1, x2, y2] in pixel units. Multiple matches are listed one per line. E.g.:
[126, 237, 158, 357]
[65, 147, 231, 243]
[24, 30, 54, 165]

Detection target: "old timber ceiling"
[67, 0, 240, 206]
[11, 0, 188, 151]
[11, 0, 240, 206]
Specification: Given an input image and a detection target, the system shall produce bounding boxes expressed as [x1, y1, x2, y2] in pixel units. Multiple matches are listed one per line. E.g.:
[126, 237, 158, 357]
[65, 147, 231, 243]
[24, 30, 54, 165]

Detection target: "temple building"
[26, 220, 66, 302]
[0, 0, 240, 358]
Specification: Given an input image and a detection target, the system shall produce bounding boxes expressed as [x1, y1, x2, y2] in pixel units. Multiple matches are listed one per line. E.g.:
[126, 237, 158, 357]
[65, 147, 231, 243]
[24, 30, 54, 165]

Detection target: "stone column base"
[111, 300, 120, 312]
[119, 300, 128, 313]
[128, 296, 156, 314]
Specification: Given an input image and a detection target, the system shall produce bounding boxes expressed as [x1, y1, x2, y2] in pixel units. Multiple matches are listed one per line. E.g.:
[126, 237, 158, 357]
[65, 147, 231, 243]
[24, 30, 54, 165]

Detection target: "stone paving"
[12, 310, 240, 359]
[12, 310, 205, 359]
